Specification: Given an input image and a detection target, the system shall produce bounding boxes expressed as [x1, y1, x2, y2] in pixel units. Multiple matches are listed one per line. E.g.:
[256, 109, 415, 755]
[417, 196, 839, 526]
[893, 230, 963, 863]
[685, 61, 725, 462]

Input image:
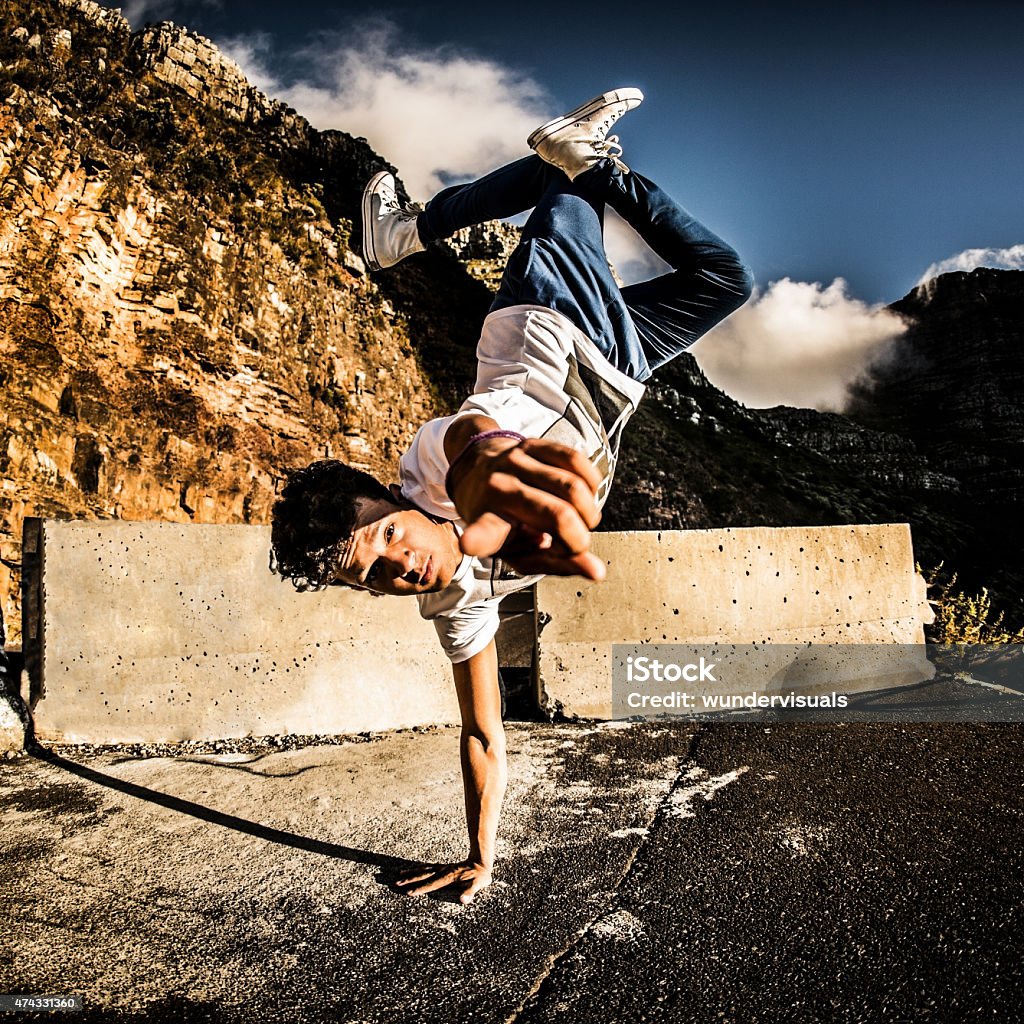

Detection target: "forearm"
[443, 413, 504, 463]
[392, 642, 505, 904]
[452, 642, 507, 872]
[460, 727, 507, 868]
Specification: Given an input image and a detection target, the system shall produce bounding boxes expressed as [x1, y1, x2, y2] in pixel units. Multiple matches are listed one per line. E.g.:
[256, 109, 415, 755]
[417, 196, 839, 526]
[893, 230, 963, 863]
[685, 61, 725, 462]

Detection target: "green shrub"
[920, 561, 1024, 645]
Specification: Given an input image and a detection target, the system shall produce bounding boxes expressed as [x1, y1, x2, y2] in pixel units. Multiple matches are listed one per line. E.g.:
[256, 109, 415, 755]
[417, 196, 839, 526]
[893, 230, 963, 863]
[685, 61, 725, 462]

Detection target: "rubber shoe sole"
[361, 170, 392, 272]
[527, 87, 644, 150]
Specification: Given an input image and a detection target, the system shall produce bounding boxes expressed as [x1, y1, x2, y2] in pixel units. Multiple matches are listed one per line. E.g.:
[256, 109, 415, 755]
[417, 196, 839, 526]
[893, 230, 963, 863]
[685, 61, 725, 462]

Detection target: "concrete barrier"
[21, 519, 936, 740]
[536, 524, 935, 719]
[22, 519, 459, 744]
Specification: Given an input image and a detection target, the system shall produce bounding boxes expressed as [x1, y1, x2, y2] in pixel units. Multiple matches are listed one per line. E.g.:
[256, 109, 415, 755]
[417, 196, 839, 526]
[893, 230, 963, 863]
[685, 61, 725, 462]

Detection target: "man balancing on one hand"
[270, 87, 753, 903]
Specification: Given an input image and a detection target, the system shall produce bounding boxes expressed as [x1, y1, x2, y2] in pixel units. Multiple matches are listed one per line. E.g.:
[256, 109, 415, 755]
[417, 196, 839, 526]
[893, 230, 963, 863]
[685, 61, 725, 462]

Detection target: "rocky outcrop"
[131, 21, 289, 128]
[55, 0, 128, 37]
[442, 221, 521, 291]
[842, 267, 1024, 616]
[757, 407, 961, 494]
[846, 268, 1024, 505]
[0, 0, 475, 644]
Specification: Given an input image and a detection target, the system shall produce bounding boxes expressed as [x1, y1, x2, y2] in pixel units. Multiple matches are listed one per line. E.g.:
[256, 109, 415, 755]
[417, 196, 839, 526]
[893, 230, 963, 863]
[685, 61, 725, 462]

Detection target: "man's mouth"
[420, 556, 433, 587]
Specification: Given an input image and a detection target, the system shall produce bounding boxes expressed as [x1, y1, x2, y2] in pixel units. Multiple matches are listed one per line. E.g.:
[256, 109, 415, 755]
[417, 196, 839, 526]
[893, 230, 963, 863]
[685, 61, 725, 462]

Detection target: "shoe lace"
[580, 110, 622, 140]
[380, 181, 422, 220]
[395, 200, 423, 221]
[595, 134, 630, 174]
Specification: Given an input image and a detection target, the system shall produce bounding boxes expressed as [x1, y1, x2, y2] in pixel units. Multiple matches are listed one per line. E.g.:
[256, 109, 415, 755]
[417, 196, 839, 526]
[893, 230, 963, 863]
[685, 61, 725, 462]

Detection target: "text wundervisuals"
[625, 691, 850, 710]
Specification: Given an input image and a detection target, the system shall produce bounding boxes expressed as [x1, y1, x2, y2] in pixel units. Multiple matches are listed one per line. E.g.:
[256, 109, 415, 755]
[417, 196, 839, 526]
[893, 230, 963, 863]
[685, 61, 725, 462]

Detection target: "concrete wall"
[536, 524, 935, 719]
[22, 519, 936, 742]
[23, 519, 459, 744]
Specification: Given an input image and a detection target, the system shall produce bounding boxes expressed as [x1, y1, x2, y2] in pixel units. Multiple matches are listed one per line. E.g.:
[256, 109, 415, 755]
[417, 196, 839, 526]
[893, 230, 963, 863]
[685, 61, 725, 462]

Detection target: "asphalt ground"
[1, 719, 1021, 1023]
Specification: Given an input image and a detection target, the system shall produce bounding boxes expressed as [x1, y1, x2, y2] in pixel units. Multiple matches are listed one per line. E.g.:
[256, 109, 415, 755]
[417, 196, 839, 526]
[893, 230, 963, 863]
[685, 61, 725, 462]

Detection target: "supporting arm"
[395, 639, 506, 904]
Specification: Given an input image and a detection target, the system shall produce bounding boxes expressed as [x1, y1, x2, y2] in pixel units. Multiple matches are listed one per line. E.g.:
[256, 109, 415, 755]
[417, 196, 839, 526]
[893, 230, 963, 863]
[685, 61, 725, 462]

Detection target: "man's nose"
[388, 548, 417, 576]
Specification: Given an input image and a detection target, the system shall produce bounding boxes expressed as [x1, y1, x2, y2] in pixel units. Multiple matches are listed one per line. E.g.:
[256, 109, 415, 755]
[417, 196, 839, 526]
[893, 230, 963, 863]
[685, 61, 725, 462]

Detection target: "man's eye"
[385, 523, 395, 543]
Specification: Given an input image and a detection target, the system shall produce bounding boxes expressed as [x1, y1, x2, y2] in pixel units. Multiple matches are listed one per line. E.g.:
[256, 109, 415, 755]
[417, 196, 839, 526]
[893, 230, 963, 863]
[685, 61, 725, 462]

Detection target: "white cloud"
[224, 23, 550, 200]
[220, 22, 666, 283]
[692, 277, 908, 412]
[603, 207, 673, 286]
[120, 0, 221, 29]
[917, 244, 1024, 285]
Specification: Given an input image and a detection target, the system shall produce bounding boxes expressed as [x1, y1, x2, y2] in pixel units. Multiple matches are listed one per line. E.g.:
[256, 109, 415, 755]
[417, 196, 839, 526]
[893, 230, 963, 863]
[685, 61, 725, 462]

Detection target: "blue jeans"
[417, 155, 753, 382]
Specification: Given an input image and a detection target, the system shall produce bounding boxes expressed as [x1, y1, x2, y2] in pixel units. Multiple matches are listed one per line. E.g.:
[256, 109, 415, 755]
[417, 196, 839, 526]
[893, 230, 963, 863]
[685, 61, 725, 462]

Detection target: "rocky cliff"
[443, 221, 522, 291]
[846, 269, 1024, 503]
[843, 268, 1024, 612]
[0, 0, 488, 643]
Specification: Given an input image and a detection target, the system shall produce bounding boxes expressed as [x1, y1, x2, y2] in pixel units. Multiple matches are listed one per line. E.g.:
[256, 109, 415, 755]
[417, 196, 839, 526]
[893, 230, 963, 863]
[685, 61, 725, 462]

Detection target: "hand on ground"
[394, 860, 493, 904]
[450, 437, 606, 580]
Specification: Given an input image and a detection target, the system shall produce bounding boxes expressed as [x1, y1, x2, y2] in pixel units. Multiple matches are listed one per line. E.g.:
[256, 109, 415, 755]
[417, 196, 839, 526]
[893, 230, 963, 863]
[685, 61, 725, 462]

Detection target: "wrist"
[444, 429, 526, 501]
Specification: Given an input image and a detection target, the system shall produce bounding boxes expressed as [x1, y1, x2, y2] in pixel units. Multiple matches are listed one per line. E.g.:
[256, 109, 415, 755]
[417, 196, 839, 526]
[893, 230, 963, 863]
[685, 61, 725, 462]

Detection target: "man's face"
[330, 497, 462, 597]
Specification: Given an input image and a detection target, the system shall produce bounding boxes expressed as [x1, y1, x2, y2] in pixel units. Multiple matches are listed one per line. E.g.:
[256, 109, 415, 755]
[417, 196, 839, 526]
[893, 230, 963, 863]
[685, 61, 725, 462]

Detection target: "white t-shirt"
[400, 304, 646, 663]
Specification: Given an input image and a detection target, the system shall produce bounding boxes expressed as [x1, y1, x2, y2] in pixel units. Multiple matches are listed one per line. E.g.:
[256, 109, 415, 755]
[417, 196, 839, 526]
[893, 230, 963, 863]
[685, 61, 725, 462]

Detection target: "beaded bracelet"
[444, 429, 527, 501]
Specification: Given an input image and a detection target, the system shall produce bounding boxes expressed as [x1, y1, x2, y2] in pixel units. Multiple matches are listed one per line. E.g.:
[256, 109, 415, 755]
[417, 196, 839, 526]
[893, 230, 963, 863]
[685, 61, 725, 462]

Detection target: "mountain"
[601, 350, 971, 569]
[0, 0, 486, 643]
[845, 268, 1024, 616]
[1, 0, 1021, 648]
[601, 270, 1024, 627]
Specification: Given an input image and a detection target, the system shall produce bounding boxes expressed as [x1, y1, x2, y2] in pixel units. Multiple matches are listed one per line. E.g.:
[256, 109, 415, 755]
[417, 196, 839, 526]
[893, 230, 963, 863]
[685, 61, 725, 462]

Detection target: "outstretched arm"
[443, 414, 606, 580]
[396, 640, 506, 904]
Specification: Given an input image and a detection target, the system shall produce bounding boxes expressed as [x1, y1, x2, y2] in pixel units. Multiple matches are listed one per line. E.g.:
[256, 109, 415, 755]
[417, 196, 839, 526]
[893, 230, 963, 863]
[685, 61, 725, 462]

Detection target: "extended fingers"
[395, 867, 441, 887]
[400, 866, 475, 897]
[394, 862, 494, 902]
[500, 448, 601, 530]
[518, 439, 602, 496]
[502, 547, 607, 581]
[406, 874, 460, 896]
[460, 475, 594, 558]
[403, 871, 460, 896]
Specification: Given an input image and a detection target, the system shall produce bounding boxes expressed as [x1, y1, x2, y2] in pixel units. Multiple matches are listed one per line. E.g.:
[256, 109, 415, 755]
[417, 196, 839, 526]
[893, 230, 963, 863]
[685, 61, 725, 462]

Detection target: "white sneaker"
[361, 171, 426, 271]
[527, 87, 644, 180]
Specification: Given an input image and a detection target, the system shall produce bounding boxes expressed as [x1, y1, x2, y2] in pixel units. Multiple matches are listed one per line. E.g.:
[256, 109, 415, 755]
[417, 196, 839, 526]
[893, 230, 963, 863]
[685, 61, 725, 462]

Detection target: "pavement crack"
[504, 726, 712, 1024]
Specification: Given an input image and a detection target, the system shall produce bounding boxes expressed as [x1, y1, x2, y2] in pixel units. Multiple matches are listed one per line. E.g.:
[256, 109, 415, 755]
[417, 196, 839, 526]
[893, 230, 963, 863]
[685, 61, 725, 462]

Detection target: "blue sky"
[102, 0, 1024, 409]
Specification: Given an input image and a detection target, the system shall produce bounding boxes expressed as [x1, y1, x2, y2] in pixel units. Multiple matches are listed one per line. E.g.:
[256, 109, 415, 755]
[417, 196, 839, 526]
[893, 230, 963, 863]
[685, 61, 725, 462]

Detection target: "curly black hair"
[269, 459, 395, 591]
